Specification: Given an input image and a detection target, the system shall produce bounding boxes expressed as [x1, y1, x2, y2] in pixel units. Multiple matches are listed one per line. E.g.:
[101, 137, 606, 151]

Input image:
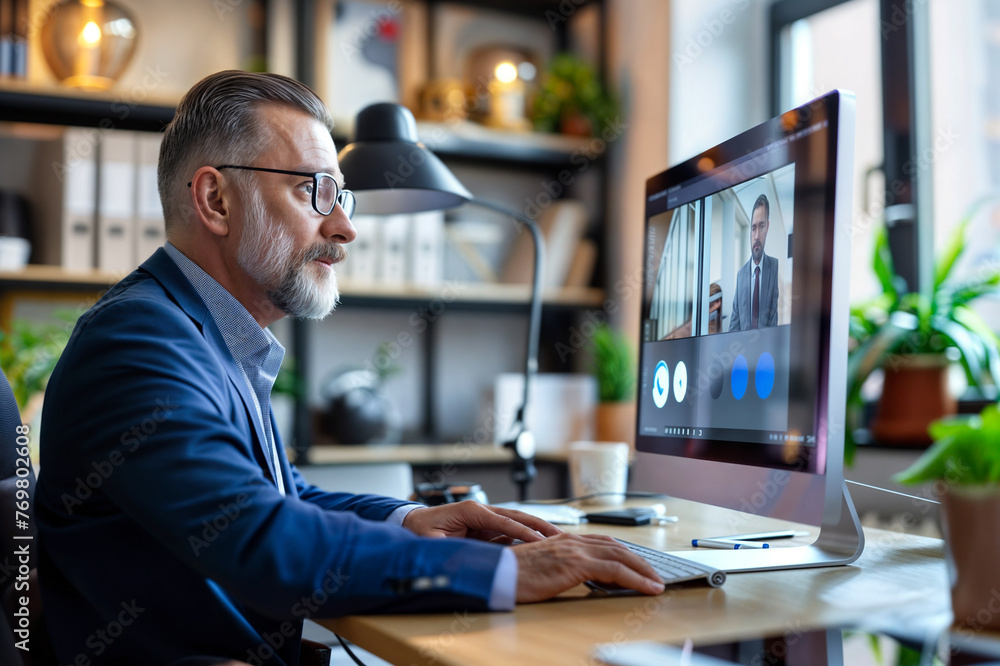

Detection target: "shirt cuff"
[386, 503, 425, 526]
[487, 547, 518, 611]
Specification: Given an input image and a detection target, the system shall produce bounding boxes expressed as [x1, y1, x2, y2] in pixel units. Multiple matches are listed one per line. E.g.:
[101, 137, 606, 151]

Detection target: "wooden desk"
[317, 498, 950, 665]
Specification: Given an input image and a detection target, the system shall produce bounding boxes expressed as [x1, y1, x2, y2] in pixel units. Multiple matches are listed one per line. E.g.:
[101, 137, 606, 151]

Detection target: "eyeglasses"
[189, 165, 356, 218]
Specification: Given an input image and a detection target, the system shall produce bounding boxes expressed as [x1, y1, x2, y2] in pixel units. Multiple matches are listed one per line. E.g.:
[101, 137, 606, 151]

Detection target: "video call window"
[644, 163, 796, 342]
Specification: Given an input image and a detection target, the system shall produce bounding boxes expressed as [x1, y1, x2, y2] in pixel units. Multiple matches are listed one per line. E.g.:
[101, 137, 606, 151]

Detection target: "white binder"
[31, 127, 98, 270]
[377, 214, 410, 285]
[135, 132, 165, 263]
[344, 215, 378, 283]
[97, 131, 137, 274]
[408, 210, 444, 287]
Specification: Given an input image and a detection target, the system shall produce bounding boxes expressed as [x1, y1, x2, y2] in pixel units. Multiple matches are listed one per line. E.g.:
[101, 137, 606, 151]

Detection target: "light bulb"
[80, 21, 102, 44]
[495, 62, 518, 84]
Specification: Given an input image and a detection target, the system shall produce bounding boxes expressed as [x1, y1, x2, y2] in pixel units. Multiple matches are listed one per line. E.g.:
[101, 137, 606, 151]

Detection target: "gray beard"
[235, 186, 341, 320]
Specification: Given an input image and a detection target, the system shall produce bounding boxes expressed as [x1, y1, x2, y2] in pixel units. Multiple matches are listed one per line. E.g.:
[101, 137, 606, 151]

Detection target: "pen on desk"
[702, 530, 808, 541]
[692, 538, 769, 549]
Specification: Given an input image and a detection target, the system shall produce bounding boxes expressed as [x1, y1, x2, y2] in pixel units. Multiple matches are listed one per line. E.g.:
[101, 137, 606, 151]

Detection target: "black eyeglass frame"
[187, 165, 356, 218]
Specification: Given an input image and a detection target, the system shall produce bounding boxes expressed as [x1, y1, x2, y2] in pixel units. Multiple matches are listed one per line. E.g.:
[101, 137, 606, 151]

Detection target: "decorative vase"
[40, 0, 139, 91]
[595, 401, 636, 453]
[942, 486, 1000, 633]
[871, 353, 955, 445]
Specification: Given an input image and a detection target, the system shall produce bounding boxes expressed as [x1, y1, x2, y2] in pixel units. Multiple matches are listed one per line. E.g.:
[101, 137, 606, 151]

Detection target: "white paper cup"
[569, 441, 630, 505]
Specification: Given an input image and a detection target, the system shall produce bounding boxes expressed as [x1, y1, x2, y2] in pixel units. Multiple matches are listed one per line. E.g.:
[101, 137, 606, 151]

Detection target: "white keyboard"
[586, 539, 727, 595]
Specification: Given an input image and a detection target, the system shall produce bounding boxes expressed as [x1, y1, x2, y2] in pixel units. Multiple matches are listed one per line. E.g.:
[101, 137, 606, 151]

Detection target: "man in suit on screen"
[729, 194, 779, 331]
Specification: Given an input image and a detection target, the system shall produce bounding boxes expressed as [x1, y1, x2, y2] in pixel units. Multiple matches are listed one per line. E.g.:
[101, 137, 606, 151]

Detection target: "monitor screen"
[634, 91, 854, 527]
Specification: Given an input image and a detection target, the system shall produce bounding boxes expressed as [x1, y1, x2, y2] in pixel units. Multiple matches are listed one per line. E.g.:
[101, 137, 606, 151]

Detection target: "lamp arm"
[466, 198, 545, 424]
[466, 198, 544, 501]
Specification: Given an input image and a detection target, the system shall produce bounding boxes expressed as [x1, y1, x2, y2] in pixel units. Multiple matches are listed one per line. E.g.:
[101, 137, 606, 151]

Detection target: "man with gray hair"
[35, 71, 663, 666]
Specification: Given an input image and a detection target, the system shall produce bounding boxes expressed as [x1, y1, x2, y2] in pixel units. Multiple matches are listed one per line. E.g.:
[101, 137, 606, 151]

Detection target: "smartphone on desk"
[584, 508, 657, 526]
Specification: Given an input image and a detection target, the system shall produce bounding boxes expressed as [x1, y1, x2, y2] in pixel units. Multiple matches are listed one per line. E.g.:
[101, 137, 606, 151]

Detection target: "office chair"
[0, 368, 57, 665]
[0, 370, 330, 666]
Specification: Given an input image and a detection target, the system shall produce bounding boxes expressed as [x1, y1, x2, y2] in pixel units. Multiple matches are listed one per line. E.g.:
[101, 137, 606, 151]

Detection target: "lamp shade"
[40, 0, 138, 91]
[337, 103, 472, 215]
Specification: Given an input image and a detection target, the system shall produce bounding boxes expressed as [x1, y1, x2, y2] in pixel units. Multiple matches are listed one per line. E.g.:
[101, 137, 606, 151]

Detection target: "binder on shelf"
[344, 215, 378, 283]
[564, 238, 597, 288]
[31, 127, 99, 271]
[0, 0, 12, 76]
[377, 214, 409, 285]
[135, 132, 165, 263]
[11, 0, 26, 77]
[408, 210, 444, 287]
[501, 199, 589, 288]
[97, 131, 137, 274]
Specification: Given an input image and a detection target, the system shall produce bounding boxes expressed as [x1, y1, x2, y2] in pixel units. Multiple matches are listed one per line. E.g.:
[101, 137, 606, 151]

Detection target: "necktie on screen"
[751, 266, 760, 329]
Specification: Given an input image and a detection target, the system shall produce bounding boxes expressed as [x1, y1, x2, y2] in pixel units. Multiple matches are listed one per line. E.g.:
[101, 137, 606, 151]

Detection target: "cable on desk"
[336, 633, 368, 666]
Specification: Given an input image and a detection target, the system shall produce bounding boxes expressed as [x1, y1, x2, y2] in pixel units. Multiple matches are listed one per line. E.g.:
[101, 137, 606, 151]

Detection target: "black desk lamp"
[338, 103, 543, 501]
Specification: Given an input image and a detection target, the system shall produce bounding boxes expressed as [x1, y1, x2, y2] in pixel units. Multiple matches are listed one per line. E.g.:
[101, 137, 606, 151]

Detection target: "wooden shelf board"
[0, 266, 605, 307]
[416, 120, 605, 166]
[0, 265, 124, 288]
[338, 279, 605, 307]
[0, 83, 175, 132]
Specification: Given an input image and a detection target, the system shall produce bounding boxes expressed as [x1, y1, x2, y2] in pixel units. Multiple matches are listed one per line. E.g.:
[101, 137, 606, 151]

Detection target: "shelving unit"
[1, 0, 611, 472]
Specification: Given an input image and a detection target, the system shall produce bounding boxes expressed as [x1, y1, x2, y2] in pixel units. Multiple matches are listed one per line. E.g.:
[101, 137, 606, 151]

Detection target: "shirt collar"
[162, 242, 285, 368]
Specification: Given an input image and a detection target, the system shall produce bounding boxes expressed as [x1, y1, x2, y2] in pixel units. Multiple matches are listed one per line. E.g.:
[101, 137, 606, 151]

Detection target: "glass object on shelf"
[465, 45, 536, 132]
[40, 0, 138, 91]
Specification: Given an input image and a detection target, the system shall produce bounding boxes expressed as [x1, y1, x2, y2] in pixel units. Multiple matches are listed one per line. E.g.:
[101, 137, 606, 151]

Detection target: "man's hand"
[401, 501, 562, 543]
[513, 533, 666, 602]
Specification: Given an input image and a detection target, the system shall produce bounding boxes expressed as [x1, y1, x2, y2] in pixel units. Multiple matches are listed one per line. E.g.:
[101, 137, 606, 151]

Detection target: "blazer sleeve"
[766, 256, 779, 326]
[43, 297, 504, 619]
[729, 267, 743, 331]
[289, 464, 414, 520]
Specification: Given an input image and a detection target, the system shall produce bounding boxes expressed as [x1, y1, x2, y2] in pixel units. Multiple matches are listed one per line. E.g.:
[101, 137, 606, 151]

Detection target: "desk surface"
[317, 498, 950, 665]
[306, 443, 568, 466]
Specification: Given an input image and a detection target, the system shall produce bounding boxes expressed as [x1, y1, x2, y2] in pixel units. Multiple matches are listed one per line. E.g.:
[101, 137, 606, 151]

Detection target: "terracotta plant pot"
[871, 354, 956, 445]
[595, 401, 636, 453]
[942, 487, 1000, 633]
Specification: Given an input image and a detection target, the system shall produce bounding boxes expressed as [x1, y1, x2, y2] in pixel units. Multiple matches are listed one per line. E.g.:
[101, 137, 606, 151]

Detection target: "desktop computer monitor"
[632, 90, 864, 572]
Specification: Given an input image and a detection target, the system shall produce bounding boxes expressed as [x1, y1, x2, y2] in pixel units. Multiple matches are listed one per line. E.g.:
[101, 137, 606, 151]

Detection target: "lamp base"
[60, 74, 117, 91]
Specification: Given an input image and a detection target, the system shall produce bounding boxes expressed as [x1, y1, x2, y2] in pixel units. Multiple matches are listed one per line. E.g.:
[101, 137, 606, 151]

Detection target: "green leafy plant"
[589, 324, 636, 403]
[531, 53, 618, 136]
[893, 405, 1000, 486]
[0, 312, 77, 411]
[846, 206, 1000, 463]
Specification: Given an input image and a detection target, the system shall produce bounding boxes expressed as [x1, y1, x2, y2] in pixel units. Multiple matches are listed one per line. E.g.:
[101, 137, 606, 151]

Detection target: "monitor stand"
[671, 480, 865, 573]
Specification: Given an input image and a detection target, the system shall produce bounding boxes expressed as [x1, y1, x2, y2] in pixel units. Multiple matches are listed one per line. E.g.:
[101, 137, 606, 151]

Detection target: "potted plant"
[0, 314, 75, 420]
[530, 53, 618, 137]
[589, 324, 637, 450]
[847, 210, 1000, 460]
[893, 405, 1000, 632]
[0, 312, 76, 460]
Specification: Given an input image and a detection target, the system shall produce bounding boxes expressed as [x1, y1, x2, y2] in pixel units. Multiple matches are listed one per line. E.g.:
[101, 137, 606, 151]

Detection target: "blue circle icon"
[652, 361, 669, 409]
[731, 355, 748, 400]
[756, 352, 775, 399]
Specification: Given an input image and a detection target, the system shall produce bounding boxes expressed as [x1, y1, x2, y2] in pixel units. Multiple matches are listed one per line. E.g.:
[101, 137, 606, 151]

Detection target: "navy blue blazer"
[36, 249, 504, 665]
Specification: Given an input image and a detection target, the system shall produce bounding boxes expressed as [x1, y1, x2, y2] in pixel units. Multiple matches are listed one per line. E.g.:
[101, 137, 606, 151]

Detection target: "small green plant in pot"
[0, 313, 76, 418]
[589, 324, 637, 450]
[0, 311, 77, 461]
[893, 405, 1000, 632]
[847, 207, 1000, 459]
[531, 53, 619, 137]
